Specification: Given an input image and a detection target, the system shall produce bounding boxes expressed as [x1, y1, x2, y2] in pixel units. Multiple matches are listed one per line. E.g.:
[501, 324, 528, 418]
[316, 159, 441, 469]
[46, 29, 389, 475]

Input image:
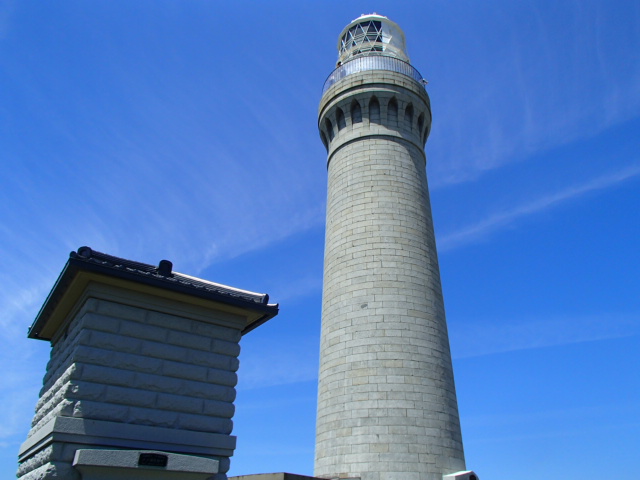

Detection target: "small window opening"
[405, 104, 414, 129]
[325, 118, 334, 141]
[336, 108, 346, 131]
[351, 101, 362, 124]
[388, 98, 398, 123]
[369, 97, 380, 124]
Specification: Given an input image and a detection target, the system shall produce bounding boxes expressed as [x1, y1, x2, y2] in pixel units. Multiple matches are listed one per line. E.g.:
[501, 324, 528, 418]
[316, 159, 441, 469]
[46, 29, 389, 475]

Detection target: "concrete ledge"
[230, 474, 324, 480]
[73, 449, 218, 479]
[20, 416, 235, 462]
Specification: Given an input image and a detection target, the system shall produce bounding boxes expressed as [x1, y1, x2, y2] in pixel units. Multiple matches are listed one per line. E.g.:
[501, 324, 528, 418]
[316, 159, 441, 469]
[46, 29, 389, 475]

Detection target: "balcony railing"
[322, 55, 425, 94]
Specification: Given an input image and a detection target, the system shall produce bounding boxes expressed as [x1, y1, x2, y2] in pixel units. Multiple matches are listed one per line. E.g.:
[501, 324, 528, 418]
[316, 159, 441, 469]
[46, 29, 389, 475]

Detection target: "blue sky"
[1, 1, 639, 478]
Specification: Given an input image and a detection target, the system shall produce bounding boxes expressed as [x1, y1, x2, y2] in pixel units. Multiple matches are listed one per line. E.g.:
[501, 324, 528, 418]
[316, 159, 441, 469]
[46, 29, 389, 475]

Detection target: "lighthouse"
[315, 14, 470, 480]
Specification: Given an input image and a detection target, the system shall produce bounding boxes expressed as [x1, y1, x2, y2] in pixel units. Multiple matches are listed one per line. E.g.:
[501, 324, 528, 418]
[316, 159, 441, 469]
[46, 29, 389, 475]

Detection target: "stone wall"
[18, 283, 246, 480]
[315, 69, 466, 480]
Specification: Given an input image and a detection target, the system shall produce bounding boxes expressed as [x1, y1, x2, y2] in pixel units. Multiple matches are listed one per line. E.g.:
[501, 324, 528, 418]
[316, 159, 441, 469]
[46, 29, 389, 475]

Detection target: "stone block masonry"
[19, 293, 238, 480]
[315, 14, 468, 480]
[18, 247, 278, 480]
[36, 297, 239, 424]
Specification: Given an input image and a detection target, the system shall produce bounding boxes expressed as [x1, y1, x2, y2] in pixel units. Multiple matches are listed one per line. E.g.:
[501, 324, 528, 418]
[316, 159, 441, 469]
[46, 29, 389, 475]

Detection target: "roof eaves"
[28, 247, 279, 340]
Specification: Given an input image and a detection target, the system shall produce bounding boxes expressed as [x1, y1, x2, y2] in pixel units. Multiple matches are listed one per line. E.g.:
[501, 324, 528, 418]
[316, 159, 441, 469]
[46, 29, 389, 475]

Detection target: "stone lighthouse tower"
[315, 14, 470, 480]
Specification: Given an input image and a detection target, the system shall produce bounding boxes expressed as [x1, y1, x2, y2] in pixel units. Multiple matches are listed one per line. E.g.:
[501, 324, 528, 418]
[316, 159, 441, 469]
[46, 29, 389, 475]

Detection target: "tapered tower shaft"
[315, 15, 466, 480]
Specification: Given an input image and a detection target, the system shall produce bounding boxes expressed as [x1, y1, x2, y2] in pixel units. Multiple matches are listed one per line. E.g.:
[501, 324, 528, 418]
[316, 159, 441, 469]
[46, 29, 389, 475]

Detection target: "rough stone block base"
[230, 474, 324, 480]
[73, 449, 219, 479]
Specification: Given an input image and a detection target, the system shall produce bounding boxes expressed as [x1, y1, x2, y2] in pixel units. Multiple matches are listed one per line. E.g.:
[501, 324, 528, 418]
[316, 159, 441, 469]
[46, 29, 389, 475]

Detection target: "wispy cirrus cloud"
[238, 336, 319, 390]
[0, 0, 16, 39]
[438, 164, 640, 252]
[427, 2, 640, 187]
[450, 312, 640, 359]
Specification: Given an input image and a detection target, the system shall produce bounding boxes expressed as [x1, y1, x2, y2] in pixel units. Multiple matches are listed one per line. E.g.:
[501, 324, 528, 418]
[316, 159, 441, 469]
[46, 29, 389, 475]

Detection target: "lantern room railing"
[322, 55, 425, 94]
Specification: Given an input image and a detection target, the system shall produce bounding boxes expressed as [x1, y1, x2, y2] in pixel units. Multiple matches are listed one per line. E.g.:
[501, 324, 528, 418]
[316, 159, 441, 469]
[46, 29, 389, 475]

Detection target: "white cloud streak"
[0, 0, 16, 39]
[238, 337, 319, 391]
[438, 164, 640, 252]
[427, 2, 640, 187]
[450, 312, 640, 359]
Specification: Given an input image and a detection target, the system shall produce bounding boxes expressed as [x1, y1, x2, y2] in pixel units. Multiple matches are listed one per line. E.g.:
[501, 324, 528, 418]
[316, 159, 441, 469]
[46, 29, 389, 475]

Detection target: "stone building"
[17, 246, 278, 480]
[315, 14, 477, 480]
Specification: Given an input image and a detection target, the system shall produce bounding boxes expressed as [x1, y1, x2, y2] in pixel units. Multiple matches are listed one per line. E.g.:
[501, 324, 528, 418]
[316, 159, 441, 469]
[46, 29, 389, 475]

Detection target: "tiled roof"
[28, 246, 279, 340]
[71, 246, 272, 306]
